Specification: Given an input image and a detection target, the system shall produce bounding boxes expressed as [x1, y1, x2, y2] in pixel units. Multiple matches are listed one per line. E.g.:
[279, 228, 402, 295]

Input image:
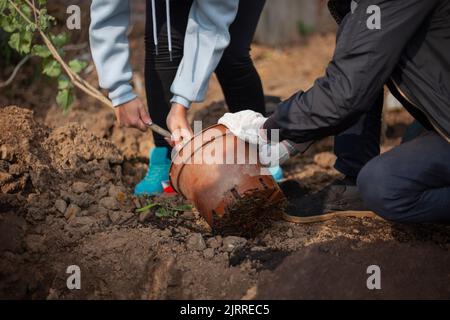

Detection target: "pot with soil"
[170, 124, 285, 236]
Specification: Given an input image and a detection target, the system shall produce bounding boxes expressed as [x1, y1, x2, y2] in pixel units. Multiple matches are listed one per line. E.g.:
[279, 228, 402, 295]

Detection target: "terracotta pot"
[170, 124, 285, 234]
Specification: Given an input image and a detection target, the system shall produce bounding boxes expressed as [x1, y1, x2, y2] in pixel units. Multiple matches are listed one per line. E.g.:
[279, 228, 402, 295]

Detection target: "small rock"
[8, 164, 22, 176]
[177, 227, 189, 236]
[250, 246, 266, 252]
[132, 198, 142, 209]
[99, 196, 119, 210]
[180, 211, 195, 220]
[186, 233, 206, 251]
[69, 216, 97, 228]
[24, 234, 45, 253]
[94, 170, 103, 178]
[218, 252, 229, 262]
[108, 184, 126, 199]
[139, 210, 152, 223]
[222, 236, 247, 252]
[79, 210, 89, 217]
[286, 228, 294, 238]
[0, 171, 13, 184]
[88, 205, 103, 215]
[97, 187, 108, 198]
[108, 211, 121, 224]
[313, 152, 337, 169]
[160, 228, 172, 237]
[108, 185, 127, 203]
[63, 192, 93, 208]
[54, 199, 67, 214]
[64, 204, 81, 220]
[45, 215, 54, 225]
[117, 211, 134, 225]
[0, 144, 15, 161]
[206, 237, 221, 249]
[27, 207, 45, 222]
[72, 181, 89, 194]
[203, 248, 215, 259]
[113, 165, 122, 179]
[262, 233, 273, 243]
[352, 229, 360, 234]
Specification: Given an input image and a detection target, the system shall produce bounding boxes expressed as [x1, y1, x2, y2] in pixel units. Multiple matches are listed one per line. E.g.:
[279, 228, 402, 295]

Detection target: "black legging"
[144, 0, 266, 148]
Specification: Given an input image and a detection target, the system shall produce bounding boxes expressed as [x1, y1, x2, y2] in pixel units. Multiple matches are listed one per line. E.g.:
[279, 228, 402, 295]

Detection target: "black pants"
[144, 0, 266, 148]
[333, 91, 450, 224]
[357, 131, 450, 224]
[334, 91, 384, 178]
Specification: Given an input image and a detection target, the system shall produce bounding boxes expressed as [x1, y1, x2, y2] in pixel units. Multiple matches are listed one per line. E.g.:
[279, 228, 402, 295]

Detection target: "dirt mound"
[256, 238, 450, 299]
[0, 106, 123, 195]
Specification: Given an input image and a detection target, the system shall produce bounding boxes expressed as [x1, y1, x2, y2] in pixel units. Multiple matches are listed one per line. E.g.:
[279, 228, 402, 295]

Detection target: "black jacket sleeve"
[264, 0, 440, 143]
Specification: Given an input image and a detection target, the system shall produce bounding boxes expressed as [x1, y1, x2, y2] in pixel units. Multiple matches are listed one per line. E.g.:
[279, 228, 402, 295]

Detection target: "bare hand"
[167, 103, 193, 148]
[114, 98, 152, 132]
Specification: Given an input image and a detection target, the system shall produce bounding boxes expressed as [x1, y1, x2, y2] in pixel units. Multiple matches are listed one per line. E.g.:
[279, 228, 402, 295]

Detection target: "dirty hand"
[114, 97, 152, 132]
[167, 103, 193, 148]
[218, 110, 268, 145]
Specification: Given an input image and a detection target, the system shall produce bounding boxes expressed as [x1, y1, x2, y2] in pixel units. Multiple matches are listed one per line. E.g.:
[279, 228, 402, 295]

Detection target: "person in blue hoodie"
[89, 0, 281, 195]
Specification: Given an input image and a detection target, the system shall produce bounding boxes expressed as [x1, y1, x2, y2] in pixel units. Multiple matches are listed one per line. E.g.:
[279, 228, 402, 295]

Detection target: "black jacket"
[265, 0, 450, 143]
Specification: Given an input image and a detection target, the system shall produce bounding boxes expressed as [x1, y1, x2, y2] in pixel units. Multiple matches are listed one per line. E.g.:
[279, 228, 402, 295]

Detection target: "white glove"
[259, 140, 296, 167]
[218, 110, 267, 145]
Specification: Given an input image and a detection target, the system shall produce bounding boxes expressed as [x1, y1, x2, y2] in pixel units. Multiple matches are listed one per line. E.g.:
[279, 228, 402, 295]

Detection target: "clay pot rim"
[169, 124, 229, 196]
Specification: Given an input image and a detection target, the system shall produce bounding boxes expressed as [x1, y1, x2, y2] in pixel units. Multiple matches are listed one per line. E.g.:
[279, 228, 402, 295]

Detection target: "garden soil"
[1, 33, 449, 299]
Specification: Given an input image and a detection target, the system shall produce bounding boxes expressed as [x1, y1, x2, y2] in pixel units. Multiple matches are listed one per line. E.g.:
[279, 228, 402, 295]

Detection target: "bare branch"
[7, 0, 170, 137]
[0, 55, 31, 88]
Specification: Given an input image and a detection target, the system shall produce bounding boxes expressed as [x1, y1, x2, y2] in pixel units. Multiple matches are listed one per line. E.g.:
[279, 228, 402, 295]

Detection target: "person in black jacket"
[219, 0, 450, 224]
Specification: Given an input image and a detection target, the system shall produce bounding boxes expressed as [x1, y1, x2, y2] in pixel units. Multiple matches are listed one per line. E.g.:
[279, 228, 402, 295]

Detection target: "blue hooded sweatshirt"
[89, 0, 239, 108]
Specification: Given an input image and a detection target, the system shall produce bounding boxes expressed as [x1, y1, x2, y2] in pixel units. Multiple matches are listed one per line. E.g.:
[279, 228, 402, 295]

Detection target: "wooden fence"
[255, 0, 336, 46]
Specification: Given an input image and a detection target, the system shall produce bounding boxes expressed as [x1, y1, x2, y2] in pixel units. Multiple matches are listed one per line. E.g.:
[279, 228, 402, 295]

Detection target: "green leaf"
[57, 75, 72, 90]
[8, 30, 32, 54]
[135, 203, 160, 213]
[42, 58, 61, 77]
[31, 44, 51, 58]
[37, 9, 55, 31]
[56, 88, 74, 110]
[0, 0, 7, 12]
[20, 4, 32, 20]
[1, 14, 21, 33]
[155, 207, 172, 218]
[68, 59, 87, 74]
[172, 204, 193, 212]
[50, 32, 69, 48]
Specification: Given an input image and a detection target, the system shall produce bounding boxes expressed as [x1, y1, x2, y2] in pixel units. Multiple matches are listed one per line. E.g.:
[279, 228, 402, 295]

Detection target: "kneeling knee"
[357, 159, 404, 222]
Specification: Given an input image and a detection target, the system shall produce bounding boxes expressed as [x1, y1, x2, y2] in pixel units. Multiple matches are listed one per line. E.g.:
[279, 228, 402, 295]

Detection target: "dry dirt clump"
[0, 106, 123, 195]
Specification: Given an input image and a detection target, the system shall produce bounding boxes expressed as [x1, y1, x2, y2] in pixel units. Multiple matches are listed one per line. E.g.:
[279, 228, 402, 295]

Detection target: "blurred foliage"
[0, 0, 87, 110]
[297, 20, 314, 37]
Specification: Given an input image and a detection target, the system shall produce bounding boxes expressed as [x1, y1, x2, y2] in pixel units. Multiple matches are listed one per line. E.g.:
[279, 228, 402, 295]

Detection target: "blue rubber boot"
[268, 165, 284, 182]
[134, 147, 171, 196]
